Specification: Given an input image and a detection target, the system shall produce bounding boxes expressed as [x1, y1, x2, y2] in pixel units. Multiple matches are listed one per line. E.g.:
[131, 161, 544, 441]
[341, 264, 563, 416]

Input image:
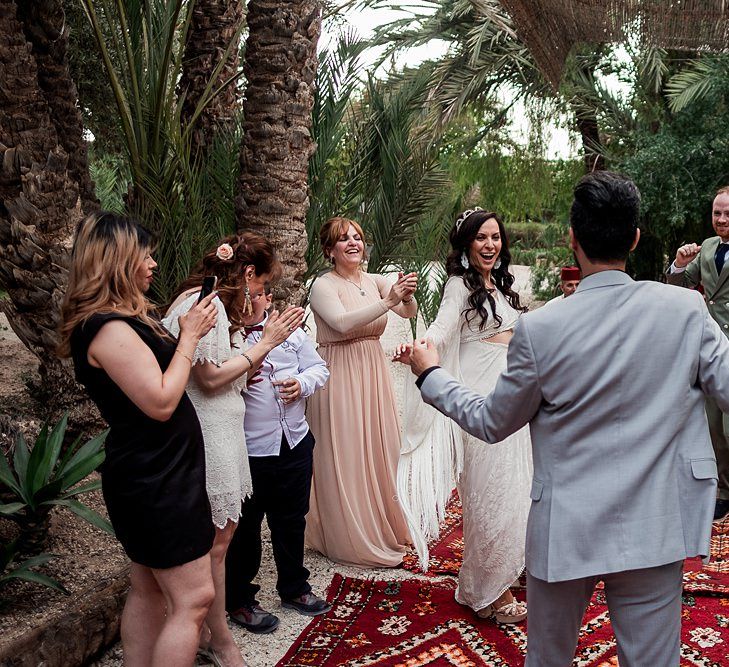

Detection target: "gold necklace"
[335, 270, 366, 296]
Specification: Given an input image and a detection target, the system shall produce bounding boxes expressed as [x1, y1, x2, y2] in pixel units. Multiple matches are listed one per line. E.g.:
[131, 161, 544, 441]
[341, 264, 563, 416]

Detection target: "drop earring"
[244, 282, 253, 317]
[460, 252, 470, 270]
[494, 258, 502, 270]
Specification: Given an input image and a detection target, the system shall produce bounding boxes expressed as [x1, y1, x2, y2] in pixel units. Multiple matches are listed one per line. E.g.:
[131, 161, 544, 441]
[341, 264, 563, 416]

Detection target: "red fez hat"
[561, 266, 581, 281]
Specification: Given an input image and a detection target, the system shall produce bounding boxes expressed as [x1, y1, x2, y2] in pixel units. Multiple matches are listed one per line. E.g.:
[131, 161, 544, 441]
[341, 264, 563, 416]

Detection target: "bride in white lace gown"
[397, 209, 532, 622]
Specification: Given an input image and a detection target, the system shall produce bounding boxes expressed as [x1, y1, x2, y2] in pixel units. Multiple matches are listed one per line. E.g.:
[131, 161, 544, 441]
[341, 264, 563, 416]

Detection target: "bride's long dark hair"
[445, 209, 527, 330]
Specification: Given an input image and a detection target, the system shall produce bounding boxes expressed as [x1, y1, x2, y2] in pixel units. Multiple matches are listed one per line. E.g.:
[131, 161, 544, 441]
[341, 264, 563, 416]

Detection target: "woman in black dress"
[58, 212, 221, 666]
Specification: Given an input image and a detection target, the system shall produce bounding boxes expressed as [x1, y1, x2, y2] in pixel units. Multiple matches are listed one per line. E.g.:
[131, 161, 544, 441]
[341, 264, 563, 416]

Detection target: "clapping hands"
[388, 272, 418, 306]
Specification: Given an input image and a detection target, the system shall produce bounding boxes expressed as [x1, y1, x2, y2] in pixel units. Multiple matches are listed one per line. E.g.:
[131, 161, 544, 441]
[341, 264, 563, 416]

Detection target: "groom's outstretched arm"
[418, 318, 542, 444]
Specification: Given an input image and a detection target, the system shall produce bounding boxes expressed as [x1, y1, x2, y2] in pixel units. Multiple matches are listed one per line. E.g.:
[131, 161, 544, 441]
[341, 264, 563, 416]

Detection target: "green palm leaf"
[666, 56, 729, 113]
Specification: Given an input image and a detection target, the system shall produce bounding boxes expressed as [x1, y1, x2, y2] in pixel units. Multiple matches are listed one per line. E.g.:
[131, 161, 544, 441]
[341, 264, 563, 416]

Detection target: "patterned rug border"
[277, 573, 729, 666]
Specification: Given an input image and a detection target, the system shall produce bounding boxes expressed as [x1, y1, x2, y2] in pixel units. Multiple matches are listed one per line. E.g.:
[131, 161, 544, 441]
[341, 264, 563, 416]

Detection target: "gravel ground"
[92, 266, 537, 667]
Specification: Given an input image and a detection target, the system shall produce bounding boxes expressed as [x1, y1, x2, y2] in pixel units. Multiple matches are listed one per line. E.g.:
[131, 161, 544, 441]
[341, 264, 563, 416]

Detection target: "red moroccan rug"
[685, 515, 729, 594]
[277, 574, 729, 666]
[403, 494, 729, 594]
[401, 493, 463, 576]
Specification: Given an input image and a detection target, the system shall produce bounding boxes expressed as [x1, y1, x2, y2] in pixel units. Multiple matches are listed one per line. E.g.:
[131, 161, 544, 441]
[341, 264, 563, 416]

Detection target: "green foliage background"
[77, 5, 729, 312]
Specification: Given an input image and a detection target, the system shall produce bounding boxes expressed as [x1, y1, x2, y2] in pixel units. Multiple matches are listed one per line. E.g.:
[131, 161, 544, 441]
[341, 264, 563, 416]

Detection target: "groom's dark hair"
[570, 171, 640, 262]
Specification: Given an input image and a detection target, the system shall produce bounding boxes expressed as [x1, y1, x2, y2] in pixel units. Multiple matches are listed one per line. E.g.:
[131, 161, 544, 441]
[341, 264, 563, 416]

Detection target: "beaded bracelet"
[242, 352, 253, 370]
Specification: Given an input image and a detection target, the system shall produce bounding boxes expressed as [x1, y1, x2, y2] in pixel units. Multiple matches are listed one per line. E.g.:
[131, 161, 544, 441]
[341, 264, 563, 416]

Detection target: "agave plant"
[0, 414, 112, 555]
[0, 539, 67, 602]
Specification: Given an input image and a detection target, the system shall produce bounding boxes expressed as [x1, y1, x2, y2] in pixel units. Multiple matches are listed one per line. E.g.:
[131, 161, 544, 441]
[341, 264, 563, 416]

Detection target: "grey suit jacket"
[666, 235, 729, 336]
[420, 270, 729, 583]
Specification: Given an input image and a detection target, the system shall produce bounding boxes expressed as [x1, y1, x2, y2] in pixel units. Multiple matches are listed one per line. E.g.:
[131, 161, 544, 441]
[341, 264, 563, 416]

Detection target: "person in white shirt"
[225, 286, 330, 633]
[543, 266, 580, 307]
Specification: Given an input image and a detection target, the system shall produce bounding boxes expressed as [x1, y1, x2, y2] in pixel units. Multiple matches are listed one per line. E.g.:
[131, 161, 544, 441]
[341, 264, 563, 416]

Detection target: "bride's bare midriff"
[481, 330, 513, 345]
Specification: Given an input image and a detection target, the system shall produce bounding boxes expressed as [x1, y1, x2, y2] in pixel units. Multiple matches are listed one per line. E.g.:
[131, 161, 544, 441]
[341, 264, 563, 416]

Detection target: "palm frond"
[306, 31, 369, 277]
[342, 73, 454, 271]
[81, 0, 244, 301]
[361, 0, 548, 129]
[666, 56, 729, 113]
[636, 45, 668, 96]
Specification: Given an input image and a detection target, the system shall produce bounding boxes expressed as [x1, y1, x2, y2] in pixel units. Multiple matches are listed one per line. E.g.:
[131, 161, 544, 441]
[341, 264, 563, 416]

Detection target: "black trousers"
[225, 431, 314, 611]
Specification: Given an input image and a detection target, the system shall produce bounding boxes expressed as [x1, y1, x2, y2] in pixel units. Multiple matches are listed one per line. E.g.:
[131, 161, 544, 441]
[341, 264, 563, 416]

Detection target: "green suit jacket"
[666, 236, 729, 336]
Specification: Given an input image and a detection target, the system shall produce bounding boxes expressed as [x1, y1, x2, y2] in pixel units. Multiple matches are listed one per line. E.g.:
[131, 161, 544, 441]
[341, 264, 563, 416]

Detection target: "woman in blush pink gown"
[306, 216, 417, 567]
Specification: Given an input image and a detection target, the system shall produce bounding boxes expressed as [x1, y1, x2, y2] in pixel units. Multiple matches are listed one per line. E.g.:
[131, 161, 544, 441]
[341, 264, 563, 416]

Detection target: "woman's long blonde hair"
[58, 211, 163, 357]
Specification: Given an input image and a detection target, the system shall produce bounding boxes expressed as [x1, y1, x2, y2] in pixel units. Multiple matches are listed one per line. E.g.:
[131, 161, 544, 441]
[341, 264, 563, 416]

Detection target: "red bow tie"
[244, 324, 264, 336]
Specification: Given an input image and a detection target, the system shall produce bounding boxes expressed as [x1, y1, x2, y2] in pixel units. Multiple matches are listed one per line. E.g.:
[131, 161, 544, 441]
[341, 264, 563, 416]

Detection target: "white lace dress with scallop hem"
[163, 294, 252, 529]
[399, 276, 533, 611]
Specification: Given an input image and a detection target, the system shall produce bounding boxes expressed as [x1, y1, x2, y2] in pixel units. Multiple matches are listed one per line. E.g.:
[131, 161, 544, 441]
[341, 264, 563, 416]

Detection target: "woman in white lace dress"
[165, 233, 303, 667]
[397, 209, 532, 623]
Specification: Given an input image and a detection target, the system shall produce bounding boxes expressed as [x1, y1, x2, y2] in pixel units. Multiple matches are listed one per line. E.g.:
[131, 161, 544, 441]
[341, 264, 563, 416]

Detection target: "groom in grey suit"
[406, 172, 729, 666]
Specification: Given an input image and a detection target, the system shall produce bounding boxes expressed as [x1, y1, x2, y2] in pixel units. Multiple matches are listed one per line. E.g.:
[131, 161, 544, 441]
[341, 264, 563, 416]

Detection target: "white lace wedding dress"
[399, 276, 532, 610]
[163, 294, 252, 529]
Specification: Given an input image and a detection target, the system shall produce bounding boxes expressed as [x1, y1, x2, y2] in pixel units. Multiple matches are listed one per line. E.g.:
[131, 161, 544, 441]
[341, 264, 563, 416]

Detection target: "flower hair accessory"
[455, 206, 483, 231]
[216, 243, 234, 261]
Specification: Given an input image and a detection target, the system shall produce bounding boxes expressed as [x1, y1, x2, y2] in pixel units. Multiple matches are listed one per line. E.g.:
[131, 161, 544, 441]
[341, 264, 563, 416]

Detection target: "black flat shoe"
[281, 592, 332, 617]
[228, 603, 280, 634]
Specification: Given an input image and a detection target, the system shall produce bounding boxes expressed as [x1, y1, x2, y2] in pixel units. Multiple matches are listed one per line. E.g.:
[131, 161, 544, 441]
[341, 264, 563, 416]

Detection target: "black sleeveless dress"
[71, 313, 214, 569]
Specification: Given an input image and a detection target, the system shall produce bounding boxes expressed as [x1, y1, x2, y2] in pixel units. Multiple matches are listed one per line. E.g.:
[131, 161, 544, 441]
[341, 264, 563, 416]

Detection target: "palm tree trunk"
[178, 0, 245, 153]
[16, 0, 98, 213]
[235, 0, 321, 306]
[0, 0, 97, 428]
[576, 112, 604, 173]
[573, 55, 605, 173]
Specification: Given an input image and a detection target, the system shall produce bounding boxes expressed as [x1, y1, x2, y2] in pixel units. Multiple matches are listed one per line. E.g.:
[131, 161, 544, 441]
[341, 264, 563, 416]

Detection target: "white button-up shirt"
[243, 315, 329, 457]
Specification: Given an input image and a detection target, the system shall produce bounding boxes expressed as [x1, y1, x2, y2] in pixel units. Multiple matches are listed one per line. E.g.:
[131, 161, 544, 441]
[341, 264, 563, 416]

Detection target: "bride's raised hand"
[392, 342, 413, 365]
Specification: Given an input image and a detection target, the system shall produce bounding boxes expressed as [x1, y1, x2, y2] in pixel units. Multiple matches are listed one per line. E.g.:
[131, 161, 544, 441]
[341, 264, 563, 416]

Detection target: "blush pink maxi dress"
[305, 270, 414, 567]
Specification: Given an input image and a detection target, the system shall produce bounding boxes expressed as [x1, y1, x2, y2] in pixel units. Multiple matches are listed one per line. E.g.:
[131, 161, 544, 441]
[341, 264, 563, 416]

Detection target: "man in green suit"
[667, 186, 729, 519]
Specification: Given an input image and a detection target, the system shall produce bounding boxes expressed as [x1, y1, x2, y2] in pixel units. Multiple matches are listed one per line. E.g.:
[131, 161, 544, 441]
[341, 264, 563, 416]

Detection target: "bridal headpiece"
[455, 206, 483, 232]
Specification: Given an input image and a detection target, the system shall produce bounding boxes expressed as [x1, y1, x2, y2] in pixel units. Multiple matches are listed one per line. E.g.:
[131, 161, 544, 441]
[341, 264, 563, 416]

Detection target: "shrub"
[0, 414, 112, 555]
